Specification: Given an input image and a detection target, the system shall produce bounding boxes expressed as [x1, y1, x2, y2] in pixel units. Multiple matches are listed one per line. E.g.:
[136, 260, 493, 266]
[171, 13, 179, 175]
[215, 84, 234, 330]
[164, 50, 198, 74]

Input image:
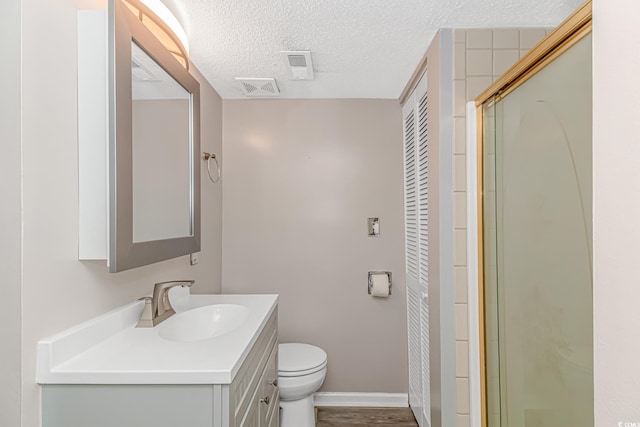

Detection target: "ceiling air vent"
[235, 78, 280, 97]
[131, 58, 160, 82]
[281, 51, 314, 80]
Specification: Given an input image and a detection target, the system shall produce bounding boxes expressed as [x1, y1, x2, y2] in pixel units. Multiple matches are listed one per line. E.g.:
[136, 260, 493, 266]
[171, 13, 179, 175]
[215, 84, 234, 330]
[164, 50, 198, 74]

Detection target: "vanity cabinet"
[236, 344, 279, 427]
[42, 311, 279, 427]
[229, 311, 279, 427]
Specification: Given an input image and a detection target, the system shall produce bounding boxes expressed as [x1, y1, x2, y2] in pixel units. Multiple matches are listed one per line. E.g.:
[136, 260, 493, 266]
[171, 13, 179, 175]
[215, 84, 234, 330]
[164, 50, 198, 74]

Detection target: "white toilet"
[278, 343, 327, 427]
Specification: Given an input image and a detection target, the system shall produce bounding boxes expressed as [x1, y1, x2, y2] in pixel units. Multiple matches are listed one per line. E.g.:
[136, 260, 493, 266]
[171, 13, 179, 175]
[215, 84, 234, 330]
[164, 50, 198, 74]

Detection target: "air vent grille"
[288, 55, 307, 67]
[281, 51, 314, 80]
[235, 78, 280, 97]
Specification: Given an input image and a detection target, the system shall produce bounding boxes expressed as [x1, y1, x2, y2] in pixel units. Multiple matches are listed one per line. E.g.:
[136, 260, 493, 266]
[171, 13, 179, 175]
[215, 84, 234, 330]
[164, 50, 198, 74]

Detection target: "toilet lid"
[279, 343, 327, 375]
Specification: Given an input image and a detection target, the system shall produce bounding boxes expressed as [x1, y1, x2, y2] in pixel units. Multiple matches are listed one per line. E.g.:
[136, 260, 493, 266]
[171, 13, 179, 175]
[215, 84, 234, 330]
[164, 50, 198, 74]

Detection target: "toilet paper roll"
[370, 273, 390, 297]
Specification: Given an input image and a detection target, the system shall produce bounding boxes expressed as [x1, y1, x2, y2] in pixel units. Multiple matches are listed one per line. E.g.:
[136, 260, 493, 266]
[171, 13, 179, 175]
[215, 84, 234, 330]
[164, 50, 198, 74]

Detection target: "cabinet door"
[230, 311, 278, 427]
[42, 384, 215, 427]
[266, 403, 279, 427]
[237, 395, 259, 427]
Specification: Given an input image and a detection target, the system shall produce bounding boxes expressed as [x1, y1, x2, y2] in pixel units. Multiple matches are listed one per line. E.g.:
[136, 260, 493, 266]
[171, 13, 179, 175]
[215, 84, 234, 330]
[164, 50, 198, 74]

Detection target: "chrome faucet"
[136, 280, 195, 327]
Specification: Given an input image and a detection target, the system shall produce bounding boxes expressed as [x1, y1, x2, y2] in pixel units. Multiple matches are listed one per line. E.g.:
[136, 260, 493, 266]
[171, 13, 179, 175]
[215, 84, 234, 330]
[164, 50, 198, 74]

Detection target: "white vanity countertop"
[36, 290, 278, 385]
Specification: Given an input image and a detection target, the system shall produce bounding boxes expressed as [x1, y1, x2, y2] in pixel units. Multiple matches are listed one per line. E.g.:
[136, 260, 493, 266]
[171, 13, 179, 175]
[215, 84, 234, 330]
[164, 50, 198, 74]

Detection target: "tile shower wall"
[451, 28, 549, 427]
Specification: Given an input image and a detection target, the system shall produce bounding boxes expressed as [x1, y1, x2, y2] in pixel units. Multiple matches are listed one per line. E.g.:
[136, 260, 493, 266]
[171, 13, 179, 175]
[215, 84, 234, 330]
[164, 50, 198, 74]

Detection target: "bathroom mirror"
[109, 0, 200, 272]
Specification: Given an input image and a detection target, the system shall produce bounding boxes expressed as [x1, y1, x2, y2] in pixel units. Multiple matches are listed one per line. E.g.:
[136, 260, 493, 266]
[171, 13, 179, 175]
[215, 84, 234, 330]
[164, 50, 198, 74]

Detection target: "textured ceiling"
[161, 0, 584, 99]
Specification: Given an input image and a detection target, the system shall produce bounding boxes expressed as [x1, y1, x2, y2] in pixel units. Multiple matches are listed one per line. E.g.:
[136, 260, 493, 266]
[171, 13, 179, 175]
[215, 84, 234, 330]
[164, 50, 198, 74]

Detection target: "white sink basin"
[159, 304, 250, 342]
[37, 292, 278, 384]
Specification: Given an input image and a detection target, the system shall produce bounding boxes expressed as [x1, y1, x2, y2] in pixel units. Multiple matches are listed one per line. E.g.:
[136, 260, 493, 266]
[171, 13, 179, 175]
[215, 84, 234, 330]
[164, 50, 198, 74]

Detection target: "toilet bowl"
[278, 343, 327, 427]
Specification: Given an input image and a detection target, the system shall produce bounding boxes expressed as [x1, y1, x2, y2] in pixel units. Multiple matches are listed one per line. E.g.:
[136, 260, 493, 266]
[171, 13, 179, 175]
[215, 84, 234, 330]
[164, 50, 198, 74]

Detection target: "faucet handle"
[136, 297, 154, 328]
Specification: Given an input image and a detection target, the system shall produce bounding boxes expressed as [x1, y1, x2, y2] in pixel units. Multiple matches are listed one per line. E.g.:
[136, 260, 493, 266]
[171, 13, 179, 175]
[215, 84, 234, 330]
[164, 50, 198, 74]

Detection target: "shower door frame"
[473, 2, 592, 426]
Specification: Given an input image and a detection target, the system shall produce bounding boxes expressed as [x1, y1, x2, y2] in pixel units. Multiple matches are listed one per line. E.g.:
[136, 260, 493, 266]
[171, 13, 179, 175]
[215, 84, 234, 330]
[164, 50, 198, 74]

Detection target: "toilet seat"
[279, 343, 327, 377]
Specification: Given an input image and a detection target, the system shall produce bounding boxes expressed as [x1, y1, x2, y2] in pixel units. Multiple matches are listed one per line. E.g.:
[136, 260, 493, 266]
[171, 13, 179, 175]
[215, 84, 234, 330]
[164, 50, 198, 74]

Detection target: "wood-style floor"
[316, 407, 419, 426]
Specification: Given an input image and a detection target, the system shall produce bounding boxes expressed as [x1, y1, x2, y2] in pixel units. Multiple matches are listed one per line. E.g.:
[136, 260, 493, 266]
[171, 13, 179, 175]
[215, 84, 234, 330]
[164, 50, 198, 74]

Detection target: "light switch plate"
[190, 252, 199, 266]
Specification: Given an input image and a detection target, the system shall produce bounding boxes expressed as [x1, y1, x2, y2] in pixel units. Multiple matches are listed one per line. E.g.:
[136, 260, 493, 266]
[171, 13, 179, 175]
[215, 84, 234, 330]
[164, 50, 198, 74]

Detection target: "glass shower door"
[483, 33, 593, 427]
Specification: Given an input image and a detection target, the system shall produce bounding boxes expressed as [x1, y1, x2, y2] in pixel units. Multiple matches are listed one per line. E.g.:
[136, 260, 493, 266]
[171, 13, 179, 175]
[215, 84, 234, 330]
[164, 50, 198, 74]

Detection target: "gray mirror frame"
[108, 0, 201, 273]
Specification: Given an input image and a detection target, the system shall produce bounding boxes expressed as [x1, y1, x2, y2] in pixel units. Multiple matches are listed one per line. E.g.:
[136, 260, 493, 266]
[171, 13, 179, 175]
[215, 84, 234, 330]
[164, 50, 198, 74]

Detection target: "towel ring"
[203, 152, 220, 183]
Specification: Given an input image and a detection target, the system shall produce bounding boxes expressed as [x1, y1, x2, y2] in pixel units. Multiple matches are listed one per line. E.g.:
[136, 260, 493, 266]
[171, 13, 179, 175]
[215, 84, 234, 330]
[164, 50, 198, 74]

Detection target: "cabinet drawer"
[258, 346, 279, 426]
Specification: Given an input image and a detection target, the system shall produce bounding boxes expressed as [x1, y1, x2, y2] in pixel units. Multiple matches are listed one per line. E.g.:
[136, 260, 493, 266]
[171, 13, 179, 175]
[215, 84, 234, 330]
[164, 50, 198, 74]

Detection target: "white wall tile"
[454, 43, 466, 80]
[455, 229, 467, 266]
[449, 27, 550, 425]
[456, 340, 470, 377]
[466, 29, 492, 49]
[456, 377, 470, 414]
[454, 154, 466, 192]
[466, 76, 493, 101]
[493, 49, 520, 77]
[493, 29, 519, 49]
[455, 303, 469, 340]
[466, 49, 492, 76]
[454, 79, 466, 117]
[519, 28, 547, 49]
[454, 117, 466, 154]
[455, 266, 468, 303]
[454, 191, 467, 229]
[458, 414, 471, 427]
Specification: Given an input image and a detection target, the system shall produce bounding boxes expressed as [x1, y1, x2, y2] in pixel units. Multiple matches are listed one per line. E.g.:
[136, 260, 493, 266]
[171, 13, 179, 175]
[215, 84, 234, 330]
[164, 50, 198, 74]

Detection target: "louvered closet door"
[403, 74, 430, 427]
[415, 75, 431, 427]
[403, 91, 423, 427]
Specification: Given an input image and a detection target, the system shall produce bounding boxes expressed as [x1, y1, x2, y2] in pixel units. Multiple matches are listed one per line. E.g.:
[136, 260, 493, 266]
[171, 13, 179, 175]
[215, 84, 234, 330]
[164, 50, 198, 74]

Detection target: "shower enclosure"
[476, 3, 592, 426]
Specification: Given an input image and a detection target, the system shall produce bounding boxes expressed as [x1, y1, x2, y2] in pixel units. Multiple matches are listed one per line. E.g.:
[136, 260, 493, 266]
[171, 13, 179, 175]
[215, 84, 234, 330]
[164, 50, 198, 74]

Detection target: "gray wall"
[17, 0, 223, 424]
[0, 0, 23, 425]
[222, 99, 408, 393]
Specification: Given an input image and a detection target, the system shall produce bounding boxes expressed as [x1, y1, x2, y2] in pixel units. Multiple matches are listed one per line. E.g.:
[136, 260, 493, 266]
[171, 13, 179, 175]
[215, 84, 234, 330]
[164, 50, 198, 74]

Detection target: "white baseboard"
[313, 392, 409, 408]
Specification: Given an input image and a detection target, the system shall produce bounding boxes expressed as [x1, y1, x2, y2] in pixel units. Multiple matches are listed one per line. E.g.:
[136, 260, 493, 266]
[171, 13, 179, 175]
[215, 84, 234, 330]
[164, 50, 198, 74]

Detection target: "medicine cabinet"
[78, 0, 201, 272]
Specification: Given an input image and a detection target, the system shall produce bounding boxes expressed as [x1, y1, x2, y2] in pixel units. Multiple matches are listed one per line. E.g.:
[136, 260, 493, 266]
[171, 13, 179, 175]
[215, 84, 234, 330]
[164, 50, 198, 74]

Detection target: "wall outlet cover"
[190, 252, 199, 266]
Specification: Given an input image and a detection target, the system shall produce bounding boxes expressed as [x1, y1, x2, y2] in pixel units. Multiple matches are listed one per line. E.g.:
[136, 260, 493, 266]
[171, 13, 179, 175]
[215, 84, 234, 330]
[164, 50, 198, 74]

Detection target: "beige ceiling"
[161, 0, 584, 99]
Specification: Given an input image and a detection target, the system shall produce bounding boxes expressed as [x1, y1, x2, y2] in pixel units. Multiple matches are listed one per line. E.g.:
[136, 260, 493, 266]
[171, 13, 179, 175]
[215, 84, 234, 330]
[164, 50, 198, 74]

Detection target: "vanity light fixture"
[121, 0, 190, 69]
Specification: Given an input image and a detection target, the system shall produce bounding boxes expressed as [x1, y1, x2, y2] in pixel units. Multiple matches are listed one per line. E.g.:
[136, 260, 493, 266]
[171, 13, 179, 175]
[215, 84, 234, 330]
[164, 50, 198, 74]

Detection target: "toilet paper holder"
[368, 271, 392, 295]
